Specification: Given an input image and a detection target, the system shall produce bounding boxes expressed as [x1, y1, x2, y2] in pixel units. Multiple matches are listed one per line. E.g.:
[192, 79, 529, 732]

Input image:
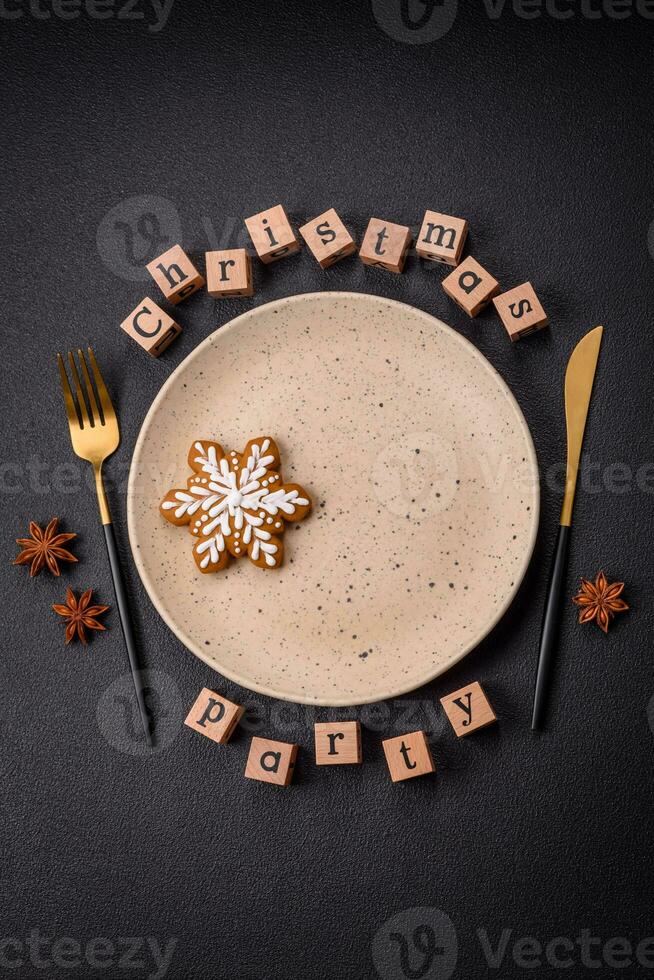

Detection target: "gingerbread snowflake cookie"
[160, 437, 312, 572]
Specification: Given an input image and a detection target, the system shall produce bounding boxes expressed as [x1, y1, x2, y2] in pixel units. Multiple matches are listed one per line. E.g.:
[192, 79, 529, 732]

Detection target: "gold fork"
[57, 348, 152, 747]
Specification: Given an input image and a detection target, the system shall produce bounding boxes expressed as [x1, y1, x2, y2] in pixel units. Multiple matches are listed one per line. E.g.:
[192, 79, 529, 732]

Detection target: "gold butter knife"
[531, 325, 603, 731]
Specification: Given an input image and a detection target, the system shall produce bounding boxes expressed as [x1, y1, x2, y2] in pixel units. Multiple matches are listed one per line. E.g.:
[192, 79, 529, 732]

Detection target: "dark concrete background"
[2, 2, 654, 978]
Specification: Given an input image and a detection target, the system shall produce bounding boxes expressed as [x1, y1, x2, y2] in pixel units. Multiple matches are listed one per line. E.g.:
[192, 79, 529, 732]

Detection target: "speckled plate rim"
[127, 291, 540, 705]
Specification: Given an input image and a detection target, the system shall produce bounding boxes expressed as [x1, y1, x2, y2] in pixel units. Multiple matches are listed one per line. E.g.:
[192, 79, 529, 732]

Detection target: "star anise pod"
[572, 571, 628, 633]
[13, 518, 78, 577]
[53, 587, 109, 645]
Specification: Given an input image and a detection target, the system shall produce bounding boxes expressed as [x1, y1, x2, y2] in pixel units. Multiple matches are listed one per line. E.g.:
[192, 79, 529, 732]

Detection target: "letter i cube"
[244, 205, 300, 264]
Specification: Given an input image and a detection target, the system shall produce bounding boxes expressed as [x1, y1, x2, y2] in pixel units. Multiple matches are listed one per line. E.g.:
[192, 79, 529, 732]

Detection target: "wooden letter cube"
[359, 218, 412, 273]
[146, 244, 205, 304]
[416, 210, 468, 266]
[120, 297, 181, 357]
[493, 282, 548, 341]
[382, 730, 435, 782]
[206, 248, 253, 298]
[299, 208, 357, 268]
[245, 736, 298, 786]
[244, 204, 300, 264]
[442, 256, 500, 318]
[184, 687, 245, 744]
[314, 721, 362, 765]
[440, 681, 497, 737]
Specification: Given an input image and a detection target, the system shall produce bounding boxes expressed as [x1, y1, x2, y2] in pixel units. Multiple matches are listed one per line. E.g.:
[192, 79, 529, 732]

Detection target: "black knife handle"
[103, 523, 153, 747]
[531, 524, 571, 731]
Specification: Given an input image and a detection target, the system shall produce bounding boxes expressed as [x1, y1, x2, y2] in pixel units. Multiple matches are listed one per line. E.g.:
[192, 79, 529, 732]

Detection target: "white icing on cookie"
[170, 441, 308, 543]
[161, 437, 311, 572]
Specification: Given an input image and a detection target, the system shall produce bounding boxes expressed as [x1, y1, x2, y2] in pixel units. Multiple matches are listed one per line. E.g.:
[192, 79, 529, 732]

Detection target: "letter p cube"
[184, 687, 245, 745]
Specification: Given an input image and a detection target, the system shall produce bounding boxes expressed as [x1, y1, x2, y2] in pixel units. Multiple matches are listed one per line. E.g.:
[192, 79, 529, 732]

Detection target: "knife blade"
[531, 325, 603, 731]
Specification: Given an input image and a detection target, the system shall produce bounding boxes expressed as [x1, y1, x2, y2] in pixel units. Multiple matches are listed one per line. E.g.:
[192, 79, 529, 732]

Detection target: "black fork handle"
[103, 523, 153, 748]
[531, 524, 571, 732]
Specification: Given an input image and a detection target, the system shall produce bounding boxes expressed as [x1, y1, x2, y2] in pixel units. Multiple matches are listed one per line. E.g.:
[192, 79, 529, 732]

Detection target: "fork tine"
[57, 354, 81, 430]
[67, 351, 91, 428]
[78, 348, 101, 426]
[87, 347, 116, 422]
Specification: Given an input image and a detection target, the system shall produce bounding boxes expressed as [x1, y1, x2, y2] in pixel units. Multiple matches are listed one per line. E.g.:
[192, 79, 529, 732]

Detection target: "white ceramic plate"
[127, 292, 539, 706]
